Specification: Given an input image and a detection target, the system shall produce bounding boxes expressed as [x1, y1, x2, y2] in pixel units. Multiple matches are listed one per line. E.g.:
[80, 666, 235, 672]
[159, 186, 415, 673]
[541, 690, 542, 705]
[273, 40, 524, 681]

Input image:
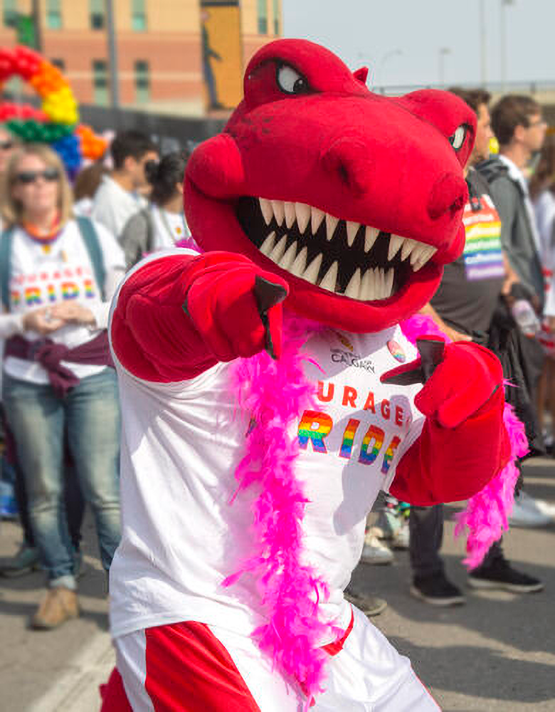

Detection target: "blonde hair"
[0, 143, 73, 227]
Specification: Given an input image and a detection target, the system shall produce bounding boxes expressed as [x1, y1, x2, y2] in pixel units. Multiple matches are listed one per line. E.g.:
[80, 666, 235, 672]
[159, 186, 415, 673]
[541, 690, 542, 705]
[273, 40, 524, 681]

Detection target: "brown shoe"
[32, 587, 80, 630]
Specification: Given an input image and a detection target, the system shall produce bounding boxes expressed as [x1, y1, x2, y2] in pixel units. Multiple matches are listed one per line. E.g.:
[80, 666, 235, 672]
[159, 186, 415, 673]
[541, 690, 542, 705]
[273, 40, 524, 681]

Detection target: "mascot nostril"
[103, 37, 510, 712]
[427, 173, 468, 221]
[320, 137, 371, 197]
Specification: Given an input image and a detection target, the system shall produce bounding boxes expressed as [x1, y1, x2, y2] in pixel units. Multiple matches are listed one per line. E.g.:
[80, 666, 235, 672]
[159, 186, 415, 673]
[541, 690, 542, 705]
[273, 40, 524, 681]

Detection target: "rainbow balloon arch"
[0, 45, 108, 177]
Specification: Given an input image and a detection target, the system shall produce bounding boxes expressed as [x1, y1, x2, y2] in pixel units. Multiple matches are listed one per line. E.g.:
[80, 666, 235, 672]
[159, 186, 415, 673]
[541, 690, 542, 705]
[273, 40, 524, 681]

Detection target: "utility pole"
[106, 0, 120, 110]
[438, 47, 451, 87]
[479, 0, 486, 85]
[31, 0, 42, 52]
[501, 0, 515, 92]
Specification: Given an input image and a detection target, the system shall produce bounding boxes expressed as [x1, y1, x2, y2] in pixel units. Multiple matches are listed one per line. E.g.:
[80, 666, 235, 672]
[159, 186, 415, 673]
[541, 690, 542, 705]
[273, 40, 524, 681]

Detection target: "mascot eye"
[449, 125, 467, 151]
[276, 64, 310, 95]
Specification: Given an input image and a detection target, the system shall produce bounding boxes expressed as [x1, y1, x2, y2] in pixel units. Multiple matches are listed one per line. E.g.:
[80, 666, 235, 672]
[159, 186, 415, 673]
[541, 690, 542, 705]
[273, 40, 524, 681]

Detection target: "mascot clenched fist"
[101, 40, 508, 711]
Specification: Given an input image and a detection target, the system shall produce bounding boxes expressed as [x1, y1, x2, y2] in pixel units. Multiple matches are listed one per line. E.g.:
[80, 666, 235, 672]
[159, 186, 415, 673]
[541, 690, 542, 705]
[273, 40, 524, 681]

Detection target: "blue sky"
[282, 0, 553, 90]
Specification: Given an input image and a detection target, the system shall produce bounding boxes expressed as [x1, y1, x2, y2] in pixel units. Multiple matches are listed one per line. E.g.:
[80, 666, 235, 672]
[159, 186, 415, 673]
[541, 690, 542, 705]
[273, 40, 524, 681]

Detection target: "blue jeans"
[3, 369, 121, 587]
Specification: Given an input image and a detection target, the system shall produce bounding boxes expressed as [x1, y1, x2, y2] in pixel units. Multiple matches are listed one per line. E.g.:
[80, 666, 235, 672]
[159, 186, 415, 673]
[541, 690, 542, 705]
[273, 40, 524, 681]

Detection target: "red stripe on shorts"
[144, 621, 262, 711]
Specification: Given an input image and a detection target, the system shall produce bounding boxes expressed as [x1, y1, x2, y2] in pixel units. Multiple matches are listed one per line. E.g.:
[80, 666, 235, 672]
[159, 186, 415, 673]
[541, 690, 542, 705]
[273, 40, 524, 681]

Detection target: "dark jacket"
[477, 156, 544, 305]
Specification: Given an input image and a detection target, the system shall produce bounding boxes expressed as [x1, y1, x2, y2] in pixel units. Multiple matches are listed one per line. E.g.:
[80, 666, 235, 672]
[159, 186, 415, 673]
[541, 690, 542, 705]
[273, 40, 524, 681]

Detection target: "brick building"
[0, 0, 282, 116]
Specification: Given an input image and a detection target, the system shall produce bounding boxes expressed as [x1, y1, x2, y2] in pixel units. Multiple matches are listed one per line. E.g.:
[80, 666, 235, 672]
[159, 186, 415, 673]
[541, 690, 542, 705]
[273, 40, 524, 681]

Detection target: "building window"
[273, 0, 280, 35]
[51, 58, 65, 71]
[3, 0, 18, 28]
[90, 0, 105, 29]
[46, 0, 62, 29]
[132, 0, 147, 32]
[257, 0, 267, 34]
[92, 59, 109, 106]
[135, 60, 150, 103]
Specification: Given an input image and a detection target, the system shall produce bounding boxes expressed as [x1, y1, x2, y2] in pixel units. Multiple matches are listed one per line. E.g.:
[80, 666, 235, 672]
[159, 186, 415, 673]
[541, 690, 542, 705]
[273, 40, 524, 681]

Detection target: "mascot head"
[185, 39, 476, 333]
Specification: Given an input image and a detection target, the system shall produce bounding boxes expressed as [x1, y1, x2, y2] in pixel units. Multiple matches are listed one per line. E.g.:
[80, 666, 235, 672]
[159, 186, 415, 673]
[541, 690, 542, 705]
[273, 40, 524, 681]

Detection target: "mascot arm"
[388, 342, 510, 505]
[110, 252, 288, 382]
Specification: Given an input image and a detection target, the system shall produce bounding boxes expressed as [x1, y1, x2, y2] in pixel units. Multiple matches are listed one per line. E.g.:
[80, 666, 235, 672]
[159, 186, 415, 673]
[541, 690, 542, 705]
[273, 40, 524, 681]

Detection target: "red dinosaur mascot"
[101, 40, 509, 711]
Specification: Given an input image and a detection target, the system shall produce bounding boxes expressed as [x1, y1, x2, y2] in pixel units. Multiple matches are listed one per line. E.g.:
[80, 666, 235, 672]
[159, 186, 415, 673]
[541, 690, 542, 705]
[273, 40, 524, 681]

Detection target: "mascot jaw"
[236, 196, 438, 302]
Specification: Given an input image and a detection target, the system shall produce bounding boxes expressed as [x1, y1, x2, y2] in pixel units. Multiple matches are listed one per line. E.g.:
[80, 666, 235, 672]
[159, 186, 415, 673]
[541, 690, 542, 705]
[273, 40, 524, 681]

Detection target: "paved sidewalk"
[1, 459, 554, 711]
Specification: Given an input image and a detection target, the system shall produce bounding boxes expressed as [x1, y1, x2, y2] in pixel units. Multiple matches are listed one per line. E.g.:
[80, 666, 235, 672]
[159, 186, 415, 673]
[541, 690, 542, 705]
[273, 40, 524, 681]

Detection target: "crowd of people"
[0, 128, 194, 628]
[0, 88, 554, 638]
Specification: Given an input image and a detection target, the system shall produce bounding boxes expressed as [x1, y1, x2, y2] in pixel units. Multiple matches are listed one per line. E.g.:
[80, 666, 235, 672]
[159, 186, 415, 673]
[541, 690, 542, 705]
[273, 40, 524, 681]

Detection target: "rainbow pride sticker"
[387, 340, 406, 363]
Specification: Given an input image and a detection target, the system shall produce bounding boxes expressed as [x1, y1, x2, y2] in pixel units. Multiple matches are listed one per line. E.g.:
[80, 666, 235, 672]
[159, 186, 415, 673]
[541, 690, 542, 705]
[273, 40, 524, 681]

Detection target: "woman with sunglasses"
[0, 144, 125, 629]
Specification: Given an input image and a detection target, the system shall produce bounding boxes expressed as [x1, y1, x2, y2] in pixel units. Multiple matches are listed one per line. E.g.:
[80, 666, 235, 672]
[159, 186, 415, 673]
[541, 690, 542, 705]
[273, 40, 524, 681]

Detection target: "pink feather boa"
[400, 314, 529, 569]
[225, 315, 335, 704]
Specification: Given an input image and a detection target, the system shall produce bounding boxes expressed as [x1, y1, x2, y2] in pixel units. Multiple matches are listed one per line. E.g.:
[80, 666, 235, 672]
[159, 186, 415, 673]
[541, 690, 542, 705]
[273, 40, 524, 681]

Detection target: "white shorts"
[109, 605, 440, 711]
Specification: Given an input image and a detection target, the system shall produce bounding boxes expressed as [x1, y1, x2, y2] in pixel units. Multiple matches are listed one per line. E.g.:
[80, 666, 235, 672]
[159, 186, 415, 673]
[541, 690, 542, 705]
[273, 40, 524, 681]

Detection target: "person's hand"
[547, 316, 555, 333]
[443, 326, 472, 343]
[50, 302, 96, 327]
[501, 273, 519, 301]
[22, 307, 66, 335]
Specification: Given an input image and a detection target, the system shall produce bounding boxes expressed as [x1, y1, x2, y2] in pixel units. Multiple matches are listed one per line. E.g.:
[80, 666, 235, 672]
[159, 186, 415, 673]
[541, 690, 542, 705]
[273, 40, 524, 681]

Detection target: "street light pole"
[379, 49, 403, 90]
[479, 0, 486, 85]
[500, 0, 515, 91]
[438, 47, 451, 87]
[106, 0, 120, 110]
[31, 0, 42, 52]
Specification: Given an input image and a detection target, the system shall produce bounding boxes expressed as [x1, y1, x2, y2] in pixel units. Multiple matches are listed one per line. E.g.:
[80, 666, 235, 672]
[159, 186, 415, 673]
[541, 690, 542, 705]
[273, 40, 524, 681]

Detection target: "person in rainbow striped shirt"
[411, 88, 543, 607]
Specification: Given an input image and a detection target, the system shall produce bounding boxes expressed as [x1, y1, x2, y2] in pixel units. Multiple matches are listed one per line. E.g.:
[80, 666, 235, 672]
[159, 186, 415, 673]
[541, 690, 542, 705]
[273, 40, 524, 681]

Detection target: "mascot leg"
[104, 621, 302, 711]
[313, 607, 440, 711]
[99, 667, 132, 711]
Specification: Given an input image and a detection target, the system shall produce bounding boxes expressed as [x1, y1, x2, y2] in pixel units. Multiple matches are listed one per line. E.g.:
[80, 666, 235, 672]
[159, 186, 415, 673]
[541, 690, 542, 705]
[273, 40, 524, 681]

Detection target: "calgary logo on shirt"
[330, 331, 376, 373]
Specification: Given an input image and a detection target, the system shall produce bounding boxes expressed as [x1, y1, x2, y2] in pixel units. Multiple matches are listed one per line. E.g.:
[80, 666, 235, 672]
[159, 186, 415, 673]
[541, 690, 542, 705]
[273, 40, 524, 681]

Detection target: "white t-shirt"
[91, 175, 146, 240]
[109, 262, 424, 641]
[3, 219, 124, 384]
[150, 205, 191, 251]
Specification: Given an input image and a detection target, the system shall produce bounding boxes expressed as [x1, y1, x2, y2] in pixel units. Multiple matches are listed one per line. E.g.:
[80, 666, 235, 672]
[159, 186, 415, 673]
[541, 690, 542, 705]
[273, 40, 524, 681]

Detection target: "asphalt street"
[1, 458, 554, 712]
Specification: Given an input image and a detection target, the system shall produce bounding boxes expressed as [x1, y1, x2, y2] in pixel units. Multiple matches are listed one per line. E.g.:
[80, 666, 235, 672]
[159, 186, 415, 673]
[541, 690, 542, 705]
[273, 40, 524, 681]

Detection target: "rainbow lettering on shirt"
[61, 281, 79, 300]
[358, 424, 385, 465]
[298, 410, 333, 453]
[381, 436, 401, 474]
[47, 284, 57, 303]
[83, 278, 96, 299]
[339, 418, 361, 459]
[10, 291, 21, 307]
[24, 287, 42, 306]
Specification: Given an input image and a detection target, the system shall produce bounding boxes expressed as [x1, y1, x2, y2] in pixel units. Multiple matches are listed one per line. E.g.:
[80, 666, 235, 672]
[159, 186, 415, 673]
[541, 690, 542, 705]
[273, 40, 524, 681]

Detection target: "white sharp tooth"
[295, 203, 311, 234]
[384, 268, 394, 297]
[388, 234, 403, 261]
[344, 268, 362, 298]
[310, 207, 325, 235]
[268, 234, 287, 263]
[377, 268, 385, 299]
[271, 200, 285, 227]
[360, 270, 373, 301]
[363, 269, 377, 301]
[401, 238, 417, 261]
[284, 201, 296, 229]
[259, 231, 276, 256]
[303, 253, 323, 284]
[259, 198, 273, 226]
[410, 243, 428, 268]
[290, 246, 308, 277]
[279, 240, 298, 270]
[325, 213, 339, 241]
[364, 226, 379, 252]
[346, 220, 360, 247]
[319, 261, 338, 292]
[415, 245, 438, 270]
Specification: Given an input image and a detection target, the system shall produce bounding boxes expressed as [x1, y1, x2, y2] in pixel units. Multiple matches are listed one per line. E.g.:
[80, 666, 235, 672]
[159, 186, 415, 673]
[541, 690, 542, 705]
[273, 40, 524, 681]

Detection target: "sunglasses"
[0, 140, 14, 150]
[15, 168, 60, 184]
